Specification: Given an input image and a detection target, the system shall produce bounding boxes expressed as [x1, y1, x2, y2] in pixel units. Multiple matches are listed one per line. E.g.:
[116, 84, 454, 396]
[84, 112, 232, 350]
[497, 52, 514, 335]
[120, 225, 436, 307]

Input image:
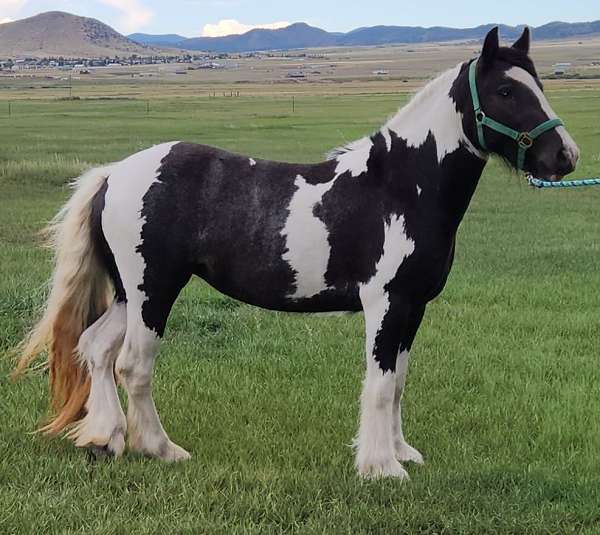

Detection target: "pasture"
[1, 81, 600, 533]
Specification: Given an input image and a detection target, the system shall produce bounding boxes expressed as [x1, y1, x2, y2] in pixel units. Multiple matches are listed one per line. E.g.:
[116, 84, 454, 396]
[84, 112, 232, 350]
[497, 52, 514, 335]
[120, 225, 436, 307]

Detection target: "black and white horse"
[17, 27, 579, 479]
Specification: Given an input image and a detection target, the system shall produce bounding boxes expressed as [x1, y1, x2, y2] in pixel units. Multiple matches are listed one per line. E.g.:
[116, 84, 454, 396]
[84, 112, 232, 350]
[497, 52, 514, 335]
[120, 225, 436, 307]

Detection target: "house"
[553, 62, 572, 76]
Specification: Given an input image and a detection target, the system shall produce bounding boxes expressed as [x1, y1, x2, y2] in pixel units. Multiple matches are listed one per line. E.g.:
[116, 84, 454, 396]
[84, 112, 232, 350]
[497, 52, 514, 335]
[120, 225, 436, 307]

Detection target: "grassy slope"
[1, 89, 600, 534]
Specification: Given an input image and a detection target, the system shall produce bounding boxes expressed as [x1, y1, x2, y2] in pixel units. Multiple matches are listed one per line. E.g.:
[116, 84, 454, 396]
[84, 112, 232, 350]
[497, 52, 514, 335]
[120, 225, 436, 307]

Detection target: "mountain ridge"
[129, 19, 600, 53]
[1, 11, 599, 58]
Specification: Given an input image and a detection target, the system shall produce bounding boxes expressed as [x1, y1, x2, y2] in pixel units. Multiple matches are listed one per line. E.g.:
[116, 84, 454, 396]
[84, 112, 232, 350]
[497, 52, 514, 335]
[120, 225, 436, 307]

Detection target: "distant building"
[553, 62, 572, 76]
[197, 62, 224, 69]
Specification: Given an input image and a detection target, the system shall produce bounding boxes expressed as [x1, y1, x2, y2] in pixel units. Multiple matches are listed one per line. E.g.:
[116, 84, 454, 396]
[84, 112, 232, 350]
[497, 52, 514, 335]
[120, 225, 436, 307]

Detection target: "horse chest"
[394, 237, 456, 301]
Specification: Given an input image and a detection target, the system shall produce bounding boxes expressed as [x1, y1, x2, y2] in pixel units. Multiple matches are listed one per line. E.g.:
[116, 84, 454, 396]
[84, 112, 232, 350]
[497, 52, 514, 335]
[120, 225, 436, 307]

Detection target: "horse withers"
[15, 27, 579, 479]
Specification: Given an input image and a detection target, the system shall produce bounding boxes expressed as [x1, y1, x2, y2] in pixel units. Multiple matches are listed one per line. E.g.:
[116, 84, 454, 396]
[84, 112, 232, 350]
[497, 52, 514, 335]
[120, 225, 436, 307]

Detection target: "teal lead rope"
[527, 176, 600, 188]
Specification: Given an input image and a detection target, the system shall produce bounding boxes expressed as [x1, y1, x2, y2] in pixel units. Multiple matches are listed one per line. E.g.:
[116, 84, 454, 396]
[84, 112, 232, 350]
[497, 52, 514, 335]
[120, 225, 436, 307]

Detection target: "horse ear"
[481, 26, 499, 66]
[512, 27, 530, 55]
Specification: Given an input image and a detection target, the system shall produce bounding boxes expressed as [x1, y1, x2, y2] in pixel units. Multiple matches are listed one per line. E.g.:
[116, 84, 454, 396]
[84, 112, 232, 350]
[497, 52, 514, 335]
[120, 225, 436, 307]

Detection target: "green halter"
[468, 59, 564, 170]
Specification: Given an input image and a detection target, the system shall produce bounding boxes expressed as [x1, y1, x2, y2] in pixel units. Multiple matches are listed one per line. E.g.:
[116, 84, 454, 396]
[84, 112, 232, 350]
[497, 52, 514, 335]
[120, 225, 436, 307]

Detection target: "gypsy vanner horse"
[15, 28, 579, 479]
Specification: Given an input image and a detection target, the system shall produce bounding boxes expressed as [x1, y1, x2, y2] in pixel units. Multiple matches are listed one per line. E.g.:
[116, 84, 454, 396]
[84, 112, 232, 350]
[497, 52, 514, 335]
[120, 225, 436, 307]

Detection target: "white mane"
[328, 63, 483, 165]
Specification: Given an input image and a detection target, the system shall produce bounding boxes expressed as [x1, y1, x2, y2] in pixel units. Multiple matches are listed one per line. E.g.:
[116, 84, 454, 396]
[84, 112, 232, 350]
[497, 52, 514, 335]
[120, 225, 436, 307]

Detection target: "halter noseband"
[468, 59, 564, 171]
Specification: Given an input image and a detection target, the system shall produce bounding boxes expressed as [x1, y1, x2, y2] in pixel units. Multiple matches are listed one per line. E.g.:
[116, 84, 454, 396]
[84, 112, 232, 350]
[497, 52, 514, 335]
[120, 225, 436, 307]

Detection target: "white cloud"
[202, 19, 290, 38]
[98, 0, 153, 33]
[0, 0, 25, 9]
[0, 0, 26, 18]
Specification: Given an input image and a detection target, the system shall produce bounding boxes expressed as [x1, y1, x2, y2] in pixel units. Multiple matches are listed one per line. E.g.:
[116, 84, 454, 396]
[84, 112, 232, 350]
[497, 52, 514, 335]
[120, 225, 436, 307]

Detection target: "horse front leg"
[355, 293, 424, 479]
[393, 350, 424, 465]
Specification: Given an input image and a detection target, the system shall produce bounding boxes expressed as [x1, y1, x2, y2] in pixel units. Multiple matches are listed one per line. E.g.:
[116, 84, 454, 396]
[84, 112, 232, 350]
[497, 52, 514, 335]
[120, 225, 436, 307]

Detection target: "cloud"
[0, 18, 14, 23]
[98, 0, 153, 33]
[0, 0, 26, 18]
[202, 19, 290, 38]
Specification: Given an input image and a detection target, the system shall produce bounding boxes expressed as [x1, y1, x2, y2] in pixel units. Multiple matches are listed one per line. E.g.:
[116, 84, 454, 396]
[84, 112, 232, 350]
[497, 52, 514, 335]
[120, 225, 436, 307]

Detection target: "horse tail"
[13, 165, 115, 435]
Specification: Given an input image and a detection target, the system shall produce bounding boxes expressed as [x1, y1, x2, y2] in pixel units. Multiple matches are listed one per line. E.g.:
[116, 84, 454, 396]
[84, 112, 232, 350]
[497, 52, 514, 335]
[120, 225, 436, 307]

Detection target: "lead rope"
[527, 176, 600, 188]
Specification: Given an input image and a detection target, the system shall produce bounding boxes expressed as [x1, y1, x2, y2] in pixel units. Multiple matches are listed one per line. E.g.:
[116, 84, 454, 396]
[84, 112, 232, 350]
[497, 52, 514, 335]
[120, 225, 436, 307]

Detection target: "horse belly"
[193, 234, 360, 312]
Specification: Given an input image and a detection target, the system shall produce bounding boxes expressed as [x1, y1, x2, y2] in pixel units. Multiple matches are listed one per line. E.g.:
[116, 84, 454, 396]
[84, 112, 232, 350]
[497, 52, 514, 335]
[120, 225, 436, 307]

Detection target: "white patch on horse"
[355, 364, 407, 478]
[103, 142, 179, 328]
[249, 158, 256, 166]
[281, 174, 335, 298]
[355, 215, 415, 478]
[385, 64, 485, 162]
[505, 66, 579, 164]
[382, 128, 392, 152]
[416, 185, 422, 196]
[360, 214, 415, 353]
[366, 214, 415, 290]
[334, 137, 373, 177]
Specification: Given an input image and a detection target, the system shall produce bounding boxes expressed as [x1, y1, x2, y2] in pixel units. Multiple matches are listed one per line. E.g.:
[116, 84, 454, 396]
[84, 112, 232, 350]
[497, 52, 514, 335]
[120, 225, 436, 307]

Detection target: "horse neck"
[381, 63, 487, 225]
[329, 63, 487, 226]
[383, 63, 483, 164]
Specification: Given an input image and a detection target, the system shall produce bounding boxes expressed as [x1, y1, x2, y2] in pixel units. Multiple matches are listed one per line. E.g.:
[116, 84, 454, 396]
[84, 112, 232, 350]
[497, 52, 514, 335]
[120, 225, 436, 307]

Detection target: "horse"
[15, 27, 579, 479]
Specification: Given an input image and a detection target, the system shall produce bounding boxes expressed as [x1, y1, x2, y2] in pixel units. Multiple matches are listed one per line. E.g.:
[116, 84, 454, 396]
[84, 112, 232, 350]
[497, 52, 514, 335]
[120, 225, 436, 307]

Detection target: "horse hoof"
[162, 441, 192, 462]
[357, 458, 410, 480]
[395, 442, 424, 465]
[128, 436, 192, 462]
[87, 444, 115, 461]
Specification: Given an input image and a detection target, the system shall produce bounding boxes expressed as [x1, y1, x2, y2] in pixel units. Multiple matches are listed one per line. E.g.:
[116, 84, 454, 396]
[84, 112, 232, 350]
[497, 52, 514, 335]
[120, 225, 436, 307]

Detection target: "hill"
[0, 11, 157, 58]
[130, 19, 600, 53]
[177, 23, 338, 53]
[128, 33, 188, 48]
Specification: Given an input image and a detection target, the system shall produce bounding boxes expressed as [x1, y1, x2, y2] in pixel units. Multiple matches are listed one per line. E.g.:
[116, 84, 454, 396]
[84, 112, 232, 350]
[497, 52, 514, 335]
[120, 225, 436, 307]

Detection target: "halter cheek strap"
[468, 59, 564, 171]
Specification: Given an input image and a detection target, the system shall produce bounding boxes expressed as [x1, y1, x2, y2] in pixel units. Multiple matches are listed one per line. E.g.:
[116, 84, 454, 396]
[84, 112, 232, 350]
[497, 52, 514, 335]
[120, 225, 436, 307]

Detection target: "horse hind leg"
[115, 294, 190, 462]
[67, 301, 127, 456]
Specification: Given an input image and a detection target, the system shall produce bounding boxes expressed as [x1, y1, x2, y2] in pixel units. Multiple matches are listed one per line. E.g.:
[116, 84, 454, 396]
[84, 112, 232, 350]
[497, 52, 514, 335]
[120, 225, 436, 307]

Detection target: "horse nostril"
[557, 147, 575, 173]
[557, 148, 568, 162]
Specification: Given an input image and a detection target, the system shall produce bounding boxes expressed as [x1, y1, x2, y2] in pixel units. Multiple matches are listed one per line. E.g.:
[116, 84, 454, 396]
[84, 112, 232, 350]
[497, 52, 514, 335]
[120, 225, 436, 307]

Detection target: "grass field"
[1, 82, 600, 534]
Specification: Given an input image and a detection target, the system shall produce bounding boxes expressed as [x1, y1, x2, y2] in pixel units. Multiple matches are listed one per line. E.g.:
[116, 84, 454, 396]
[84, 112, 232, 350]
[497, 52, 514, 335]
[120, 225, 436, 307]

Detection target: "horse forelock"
[495, 46, 539, 82]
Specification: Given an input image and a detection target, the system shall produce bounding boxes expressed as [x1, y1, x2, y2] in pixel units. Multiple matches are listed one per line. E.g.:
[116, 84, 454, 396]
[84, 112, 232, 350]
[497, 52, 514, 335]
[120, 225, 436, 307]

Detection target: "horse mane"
[326, 46, 538, 162]
[327, 137, 372, 160]
[327, 65, 460, 160]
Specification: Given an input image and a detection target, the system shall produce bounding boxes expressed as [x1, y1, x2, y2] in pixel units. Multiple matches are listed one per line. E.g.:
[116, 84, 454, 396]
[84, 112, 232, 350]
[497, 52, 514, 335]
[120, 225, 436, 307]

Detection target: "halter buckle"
[517, 133, 533, 149]
[475, 110, 485, 123]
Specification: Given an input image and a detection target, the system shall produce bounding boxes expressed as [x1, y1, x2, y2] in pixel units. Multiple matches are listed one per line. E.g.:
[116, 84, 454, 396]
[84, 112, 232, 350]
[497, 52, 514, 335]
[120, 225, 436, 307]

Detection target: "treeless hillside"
[0, 11, 157, 58]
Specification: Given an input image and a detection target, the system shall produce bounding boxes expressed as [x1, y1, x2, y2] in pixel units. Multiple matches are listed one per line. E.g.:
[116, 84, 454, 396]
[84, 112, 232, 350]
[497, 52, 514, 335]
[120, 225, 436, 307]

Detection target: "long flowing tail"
[13, 166, 115, 435]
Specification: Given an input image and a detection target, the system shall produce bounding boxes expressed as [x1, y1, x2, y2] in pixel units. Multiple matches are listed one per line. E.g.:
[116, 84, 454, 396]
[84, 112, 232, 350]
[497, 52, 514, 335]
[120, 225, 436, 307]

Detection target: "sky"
[1, 0, 599, 37]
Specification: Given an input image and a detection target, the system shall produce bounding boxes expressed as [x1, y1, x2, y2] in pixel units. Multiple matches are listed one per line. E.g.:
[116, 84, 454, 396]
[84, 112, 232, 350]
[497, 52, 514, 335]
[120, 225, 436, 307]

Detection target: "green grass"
[2, 88, 600, 534]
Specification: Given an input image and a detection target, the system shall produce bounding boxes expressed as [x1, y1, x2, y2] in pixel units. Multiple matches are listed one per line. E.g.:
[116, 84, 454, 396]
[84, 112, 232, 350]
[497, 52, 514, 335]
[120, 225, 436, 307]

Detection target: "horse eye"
[497, 86, 512, 97]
